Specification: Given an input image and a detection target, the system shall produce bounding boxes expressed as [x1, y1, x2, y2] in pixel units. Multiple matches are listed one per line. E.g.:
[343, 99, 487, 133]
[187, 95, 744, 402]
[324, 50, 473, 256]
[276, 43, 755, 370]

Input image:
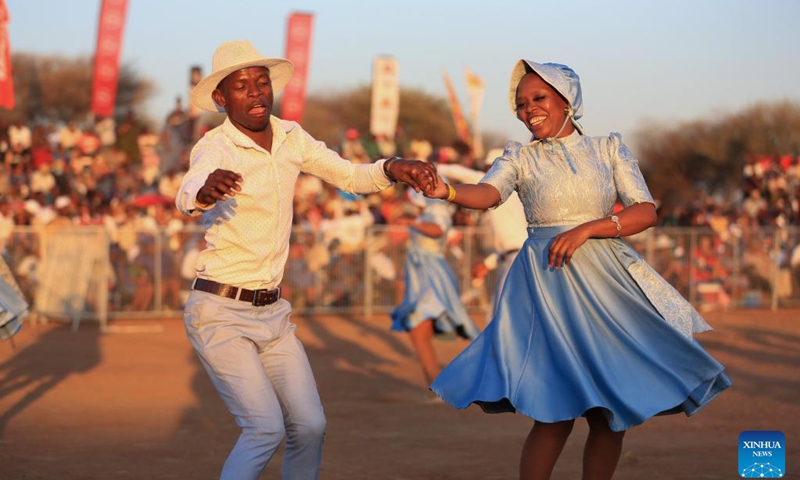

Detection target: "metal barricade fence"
[3, 224, 798, 329]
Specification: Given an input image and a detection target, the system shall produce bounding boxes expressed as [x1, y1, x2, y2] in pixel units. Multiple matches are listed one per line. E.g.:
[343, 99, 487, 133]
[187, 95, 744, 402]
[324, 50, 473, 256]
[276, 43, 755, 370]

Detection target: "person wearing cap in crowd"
[175, 40, 437, 480]
[49, 196, 74, 227]
[389, 187, 479, 399]
[423, 59, 731, 479]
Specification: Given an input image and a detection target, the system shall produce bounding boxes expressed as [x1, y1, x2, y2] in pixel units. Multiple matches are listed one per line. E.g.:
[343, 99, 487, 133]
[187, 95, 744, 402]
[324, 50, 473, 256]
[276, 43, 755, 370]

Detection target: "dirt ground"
[0, 308, 798, 480]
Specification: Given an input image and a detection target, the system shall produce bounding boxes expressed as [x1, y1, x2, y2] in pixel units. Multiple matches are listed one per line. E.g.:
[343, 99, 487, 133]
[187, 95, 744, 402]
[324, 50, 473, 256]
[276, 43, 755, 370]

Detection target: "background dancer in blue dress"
[391, 189, 479, 397]
[423, 59, 731, 480]
[437, 155, 528, 323]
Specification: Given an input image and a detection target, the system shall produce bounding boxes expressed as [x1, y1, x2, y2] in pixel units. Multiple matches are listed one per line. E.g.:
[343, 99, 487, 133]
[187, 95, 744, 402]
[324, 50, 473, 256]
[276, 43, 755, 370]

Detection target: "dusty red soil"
[0, 308, 798, 480]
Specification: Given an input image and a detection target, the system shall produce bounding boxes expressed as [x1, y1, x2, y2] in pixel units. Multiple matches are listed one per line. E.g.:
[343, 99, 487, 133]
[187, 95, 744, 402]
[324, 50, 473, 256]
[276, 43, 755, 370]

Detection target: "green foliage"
[298, 85, 503, 151]
[1, 52, 155, 126]
[2, 52, 507, 155]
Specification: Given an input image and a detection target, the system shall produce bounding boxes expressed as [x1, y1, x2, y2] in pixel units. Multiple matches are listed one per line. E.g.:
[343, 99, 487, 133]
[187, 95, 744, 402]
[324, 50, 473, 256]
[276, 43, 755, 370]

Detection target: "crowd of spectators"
[1, 105, 799, 315]
[643, 152, 800, 310]
[1, 105, 194, 312]
[0, 105, 485, 314]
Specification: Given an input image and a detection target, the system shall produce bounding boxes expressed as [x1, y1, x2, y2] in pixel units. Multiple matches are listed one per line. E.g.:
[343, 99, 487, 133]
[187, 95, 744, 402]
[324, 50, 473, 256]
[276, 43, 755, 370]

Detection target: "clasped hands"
[384, 158, 440, 194]
[385, 159, 457, 199]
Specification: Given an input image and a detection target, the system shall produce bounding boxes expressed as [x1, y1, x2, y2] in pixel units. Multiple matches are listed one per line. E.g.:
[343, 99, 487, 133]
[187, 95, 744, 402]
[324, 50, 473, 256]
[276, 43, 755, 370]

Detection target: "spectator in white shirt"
[94, 116, 116, 149]
[57, 121, 82, 153]
[8, 121, 31, 152]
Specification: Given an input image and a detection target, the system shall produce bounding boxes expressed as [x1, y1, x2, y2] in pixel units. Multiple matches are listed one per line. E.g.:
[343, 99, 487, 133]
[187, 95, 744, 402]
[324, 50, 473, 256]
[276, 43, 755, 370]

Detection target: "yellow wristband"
[445, 183, 457, 202]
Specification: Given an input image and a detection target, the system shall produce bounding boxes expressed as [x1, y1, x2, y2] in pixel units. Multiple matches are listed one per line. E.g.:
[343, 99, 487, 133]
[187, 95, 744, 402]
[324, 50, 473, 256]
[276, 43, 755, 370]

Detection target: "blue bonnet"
[508, 60, 584, 135]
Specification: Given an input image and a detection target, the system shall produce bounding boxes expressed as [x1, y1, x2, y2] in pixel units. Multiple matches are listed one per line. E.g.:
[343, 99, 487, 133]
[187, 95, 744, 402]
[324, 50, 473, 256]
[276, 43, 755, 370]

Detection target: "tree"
[1, 52, 155, 126]
[634, 101, 800, 213]
[298, 85, 508, 153]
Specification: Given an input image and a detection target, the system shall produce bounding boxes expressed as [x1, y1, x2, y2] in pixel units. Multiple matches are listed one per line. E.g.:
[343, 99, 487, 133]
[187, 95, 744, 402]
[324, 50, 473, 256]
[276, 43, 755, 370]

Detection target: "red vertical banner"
[0, 0, 14, 110]
[442, 70, 471, 144]
[91, 0, 129, 117]
[281, 12, 314, 122]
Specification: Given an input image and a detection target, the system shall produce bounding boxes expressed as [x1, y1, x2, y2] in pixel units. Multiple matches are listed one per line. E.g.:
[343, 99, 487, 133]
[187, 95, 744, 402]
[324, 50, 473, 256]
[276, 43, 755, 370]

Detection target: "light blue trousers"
[184, 291, 326, 480]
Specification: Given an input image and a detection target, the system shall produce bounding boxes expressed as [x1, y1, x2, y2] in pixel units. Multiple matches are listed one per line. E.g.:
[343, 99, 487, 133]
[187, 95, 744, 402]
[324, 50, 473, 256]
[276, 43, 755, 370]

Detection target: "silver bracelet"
[610, 215, 622, 237]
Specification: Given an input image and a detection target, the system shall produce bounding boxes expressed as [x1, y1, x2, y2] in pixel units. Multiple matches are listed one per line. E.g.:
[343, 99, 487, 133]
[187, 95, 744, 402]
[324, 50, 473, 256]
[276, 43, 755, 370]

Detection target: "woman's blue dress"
[391, 201, 479, 340]
[430, 132, 731, 432]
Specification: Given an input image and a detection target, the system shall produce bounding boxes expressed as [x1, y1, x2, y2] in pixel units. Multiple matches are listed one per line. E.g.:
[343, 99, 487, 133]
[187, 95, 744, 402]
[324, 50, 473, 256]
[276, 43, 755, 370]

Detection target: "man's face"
[213, 66, 273, 134]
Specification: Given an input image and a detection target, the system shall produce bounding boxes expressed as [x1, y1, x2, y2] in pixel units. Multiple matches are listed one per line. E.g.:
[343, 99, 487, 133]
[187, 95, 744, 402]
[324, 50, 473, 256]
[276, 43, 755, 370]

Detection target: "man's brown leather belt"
[192, 278, 281, 306]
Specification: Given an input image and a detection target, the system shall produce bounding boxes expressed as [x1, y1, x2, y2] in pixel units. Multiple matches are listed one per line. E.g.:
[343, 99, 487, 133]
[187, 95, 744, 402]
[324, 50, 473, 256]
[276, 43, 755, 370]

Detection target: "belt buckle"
[252, 288, 275, 307]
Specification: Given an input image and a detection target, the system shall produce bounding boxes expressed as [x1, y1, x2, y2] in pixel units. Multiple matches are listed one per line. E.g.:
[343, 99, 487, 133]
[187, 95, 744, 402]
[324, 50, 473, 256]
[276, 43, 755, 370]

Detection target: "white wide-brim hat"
[191, 40, 294, 113]
[508, 59, 584, 134]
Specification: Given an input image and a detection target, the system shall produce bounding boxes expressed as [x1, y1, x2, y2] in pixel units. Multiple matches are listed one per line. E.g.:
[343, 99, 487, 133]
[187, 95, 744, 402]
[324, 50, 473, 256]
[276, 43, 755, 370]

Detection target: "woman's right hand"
[426, 181, 502, 210]
[424, 175, 448, 199]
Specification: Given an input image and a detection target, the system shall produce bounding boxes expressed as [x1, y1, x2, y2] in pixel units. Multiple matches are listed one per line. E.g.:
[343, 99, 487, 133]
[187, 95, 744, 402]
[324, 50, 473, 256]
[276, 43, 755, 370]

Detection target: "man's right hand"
[197, 169, 243, 206]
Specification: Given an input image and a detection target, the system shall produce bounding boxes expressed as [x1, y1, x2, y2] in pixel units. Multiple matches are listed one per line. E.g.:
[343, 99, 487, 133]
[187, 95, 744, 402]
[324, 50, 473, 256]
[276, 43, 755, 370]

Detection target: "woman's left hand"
[548, 226, 590, 269]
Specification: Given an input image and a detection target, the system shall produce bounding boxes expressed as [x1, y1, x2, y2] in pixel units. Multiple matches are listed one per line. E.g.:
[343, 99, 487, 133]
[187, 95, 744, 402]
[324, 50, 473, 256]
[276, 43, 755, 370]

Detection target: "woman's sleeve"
[608, 133, 655, 207]
[479, 141, 522, 205]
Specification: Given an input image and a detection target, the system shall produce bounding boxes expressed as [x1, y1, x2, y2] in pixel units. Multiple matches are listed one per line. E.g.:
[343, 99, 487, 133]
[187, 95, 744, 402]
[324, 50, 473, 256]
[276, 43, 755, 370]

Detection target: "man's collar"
[221, 116, 285, 152]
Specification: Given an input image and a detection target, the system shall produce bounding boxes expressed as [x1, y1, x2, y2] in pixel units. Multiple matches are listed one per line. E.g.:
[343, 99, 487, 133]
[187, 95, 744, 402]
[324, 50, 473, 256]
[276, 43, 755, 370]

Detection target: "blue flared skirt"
[430, 225, 731, 432]
[391, 248, 479, 340]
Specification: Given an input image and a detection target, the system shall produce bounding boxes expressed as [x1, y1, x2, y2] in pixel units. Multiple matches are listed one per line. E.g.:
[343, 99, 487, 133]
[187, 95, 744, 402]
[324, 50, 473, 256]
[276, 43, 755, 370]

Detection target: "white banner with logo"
[370, 56, 399, 139]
